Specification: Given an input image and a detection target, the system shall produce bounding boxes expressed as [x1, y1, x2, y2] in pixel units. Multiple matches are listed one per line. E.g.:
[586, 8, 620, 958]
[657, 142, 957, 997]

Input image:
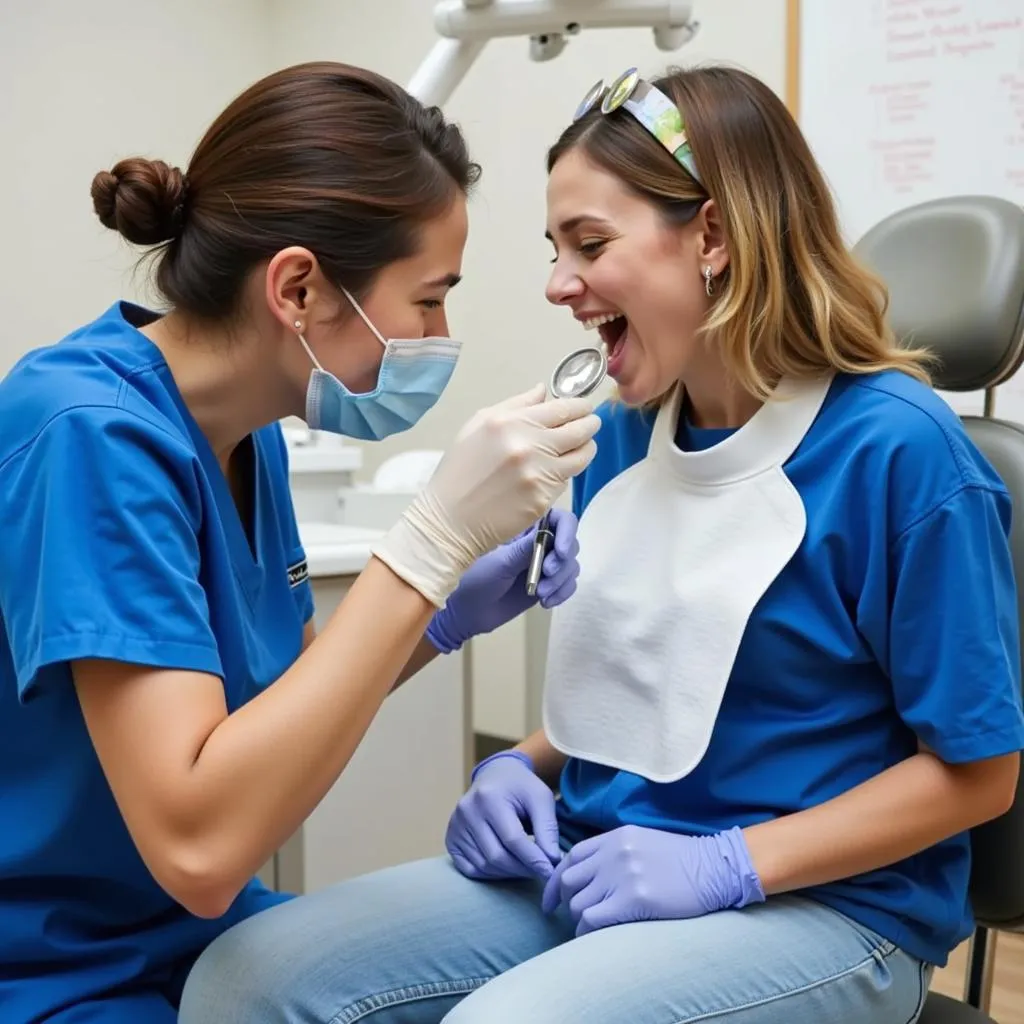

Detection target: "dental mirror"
[549, 344, 608, 399]
[525, 343, 608, 598]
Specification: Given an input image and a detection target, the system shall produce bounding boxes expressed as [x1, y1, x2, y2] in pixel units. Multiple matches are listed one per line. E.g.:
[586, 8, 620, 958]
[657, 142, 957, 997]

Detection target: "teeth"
[581, 312, 624, 331]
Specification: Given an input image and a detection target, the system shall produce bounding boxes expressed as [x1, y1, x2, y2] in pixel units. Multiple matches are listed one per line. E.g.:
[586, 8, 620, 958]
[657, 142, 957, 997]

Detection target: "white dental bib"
[543, 374, 834, 783]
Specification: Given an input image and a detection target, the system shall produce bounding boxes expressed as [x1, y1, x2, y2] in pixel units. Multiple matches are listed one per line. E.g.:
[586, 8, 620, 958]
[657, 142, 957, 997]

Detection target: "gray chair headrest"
[853, 196, 1024, 392]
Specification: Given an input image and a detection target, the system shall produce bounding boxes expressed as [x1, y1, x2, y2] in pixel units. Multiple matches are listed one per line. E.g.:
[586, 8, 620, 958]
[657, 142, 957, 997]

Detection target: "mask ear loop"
[341, 287, 388, 348]
[294, 284, 391, 371]
[294, 320, 326, 371]
[294, 288, 390, 379]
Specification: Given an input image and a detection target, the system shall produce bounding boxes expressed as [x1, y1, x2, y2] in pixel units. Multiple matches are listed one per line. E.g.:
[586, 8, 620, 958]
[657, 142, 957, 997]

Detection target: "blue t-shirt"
[0, 302, 314, 1019]
[556, 370, 1024, 967]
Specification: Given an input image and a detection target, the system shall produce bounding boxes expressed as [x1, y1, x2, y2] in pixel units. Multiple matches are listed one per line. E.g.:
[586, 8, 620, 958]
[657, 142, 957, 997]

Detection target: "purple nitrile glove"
[445, 750, 563, 882]
[426, 507, 580, 654]
[541, 824, 765, 938]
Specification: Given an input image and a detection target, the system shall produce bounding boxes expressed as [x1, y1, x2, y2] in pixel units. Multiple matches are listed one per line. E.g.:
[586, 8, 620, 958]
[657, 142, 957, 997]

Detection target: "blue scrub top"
[558, 370, 1024, 968]
[0, 302, 314, 1019]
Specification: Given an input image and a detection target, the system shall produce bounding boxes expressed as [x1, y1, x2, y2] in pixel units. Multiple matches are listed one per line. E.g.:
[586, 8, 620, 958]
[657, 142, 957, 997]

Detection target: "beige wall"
[0, 0, 271, 375]
[0, 0, 789, 739]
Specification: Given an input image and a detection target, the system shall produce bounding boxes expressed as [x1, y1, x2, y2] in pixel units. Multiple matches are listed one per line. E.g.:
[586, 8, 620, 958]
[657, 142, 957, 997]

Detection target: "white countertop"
[298, 522, 386, 578]
[287, 445, 364, 475]
[282, 426, 364, 476]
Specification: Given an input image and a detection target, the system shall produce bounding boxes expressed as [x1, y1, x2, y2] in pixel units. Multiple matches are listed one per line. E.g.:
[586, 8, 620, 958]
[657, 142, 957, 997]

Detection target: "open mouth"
[581, 312, 628, 362]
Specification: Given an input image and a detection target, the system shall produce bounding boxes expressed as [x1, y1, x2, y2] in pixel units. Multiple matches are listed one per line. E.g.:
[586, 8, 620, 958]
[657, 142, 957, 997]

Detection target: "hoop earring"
[704, 265, 715, 297]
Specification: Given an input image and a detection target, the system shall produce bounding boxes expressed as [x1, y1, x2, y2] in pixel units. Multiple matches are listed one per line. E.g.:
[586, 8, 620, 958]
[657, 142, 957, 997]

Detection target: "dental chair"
[854, 195, 1024, 1023]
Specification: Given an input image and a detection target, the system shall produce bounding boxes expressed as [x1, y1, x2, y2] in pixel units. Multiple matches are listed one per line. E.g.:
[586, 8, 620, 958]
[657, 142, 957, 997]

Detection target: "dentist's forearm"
[165, 558, 434, 912]
[308, 619, 441, 692]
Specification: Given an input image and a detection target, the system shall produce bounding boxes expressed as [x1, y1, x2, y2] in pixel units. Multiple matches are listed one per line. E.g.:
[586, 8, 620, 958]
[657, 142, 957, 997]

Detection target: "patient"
[179, 65, 1024, 1024]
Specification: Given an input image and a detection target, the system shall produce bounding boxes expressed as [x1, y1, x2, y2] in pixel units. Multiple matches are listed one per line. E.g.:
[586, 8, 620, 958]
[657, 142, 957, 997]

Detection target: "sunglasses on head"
[573, 67, 703, 186]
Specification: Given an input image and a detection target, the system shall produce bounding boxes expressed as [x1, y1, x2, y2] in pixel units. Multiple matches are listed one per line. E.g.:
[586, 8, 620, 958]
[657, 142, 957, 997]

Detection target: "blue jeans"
[178, 856, 931, 1024]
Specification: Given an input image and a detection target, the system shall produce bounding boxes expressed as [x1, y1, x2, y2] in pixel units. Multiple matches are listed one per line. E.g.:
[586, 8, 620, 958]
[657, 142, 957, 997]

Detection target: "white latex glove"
[371, 384, 600, 606]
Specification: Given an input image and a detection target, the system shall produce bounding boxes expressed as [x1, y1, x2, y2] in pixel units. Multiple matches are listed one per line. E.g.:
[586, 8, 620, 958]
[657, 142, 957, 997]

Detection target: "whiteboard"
[794, 0, 1024, 418]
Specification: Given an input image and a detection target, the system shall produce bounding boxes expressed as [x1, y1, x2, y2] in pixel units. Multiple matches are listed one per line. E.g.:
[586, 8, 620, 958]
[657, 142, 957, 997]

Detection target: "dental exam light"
[407, 0, 700, 107]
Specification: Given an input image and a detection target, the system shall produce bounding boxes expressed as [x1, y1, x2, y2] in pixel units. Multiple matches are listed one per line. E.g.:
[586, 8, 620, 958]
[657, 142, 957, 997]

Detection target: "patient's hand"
[446, 750, 563, 882]
[541, 824, 765, 937]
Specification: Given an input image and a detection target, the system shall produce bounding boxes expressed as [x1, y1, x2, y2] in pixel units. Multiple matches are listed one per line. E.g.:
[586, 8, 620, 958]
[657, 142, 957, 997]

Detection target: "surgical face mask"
[298, 288, 461, 441]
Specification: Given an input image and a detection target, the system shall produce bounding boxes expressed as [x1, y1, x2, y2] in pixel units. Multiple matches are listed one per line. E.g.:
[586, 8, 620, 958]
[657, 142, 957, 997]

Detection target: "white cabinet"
[263, 525, 471, 894]
[281, 425, 362, 523]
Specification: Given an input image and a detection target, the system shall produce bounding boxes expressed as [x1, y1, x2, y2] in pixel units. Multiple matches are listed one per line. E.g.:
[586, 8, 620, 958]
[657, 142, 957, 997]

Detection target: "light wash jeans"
[178, 856, 932, 1024]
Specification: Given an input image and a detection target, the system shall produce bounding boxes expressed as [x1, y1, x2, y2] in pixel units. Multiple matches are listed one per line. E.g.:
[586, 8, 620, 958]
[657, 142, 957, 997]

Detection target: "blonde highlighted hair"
[546, 64, 933, 401]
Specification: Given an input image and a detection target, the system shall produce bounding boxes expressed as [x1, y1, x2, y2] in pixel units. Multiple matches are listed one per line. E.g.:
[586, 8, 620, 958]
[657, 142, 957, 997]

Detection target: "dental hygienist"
[0, 61, 599, 1024]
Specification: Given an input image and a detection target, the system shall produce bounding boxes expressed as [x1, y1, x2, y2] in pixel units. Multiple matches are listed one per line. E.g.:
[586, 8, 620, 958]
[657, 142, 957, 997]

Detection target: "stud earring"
[704, 265, 715, 297]
[294, 320, 303, 331]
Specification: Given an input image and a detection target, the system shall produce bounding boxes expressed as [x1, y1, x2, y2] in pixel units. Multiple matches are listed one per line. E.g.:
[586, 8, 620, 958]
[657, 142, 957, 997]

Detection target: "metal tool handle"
[525, 509, 553, 597]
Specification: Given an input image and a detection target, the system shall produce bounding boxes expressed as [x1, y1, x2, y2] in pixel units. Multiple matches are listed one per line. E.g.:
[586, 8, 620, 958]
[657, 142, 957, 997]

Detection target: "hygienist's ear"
[694, 200, 730, 277]
[263, 246, 329, 333]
